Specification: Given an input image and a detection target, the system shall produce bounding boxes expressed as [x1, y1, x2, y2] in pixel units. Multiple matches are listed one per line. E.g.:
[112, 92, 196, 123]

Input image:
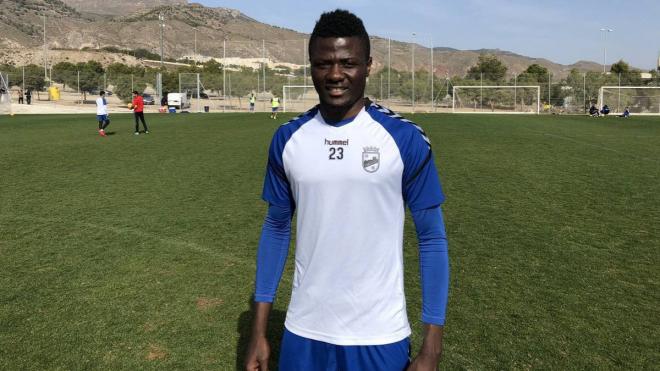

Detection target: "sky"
[198, 0, 659, 70]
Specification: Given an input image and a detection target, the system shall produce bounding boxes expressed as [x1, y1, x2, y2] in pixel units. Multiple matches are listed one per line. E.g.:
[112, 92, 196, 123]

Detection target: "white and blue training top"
[95, 96, 108, 116]
[257, 100, 447, 346]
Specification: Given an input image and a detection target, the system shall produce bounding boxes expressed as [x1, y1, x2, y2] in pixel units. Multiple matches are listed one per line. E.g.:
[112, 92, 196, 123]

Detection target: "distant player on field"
[249, 92, 256, 113]
[96, 91, 110, 137]
[270, 95, 280, 119]
[245, 9, 449, 371]
[131, 91, 149, 135]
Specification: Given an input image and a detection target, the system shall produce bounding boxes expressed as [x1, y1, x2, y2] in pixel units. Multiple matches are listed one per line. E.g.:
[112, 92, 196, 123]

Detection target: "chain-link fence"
[2, 38, 659, 115]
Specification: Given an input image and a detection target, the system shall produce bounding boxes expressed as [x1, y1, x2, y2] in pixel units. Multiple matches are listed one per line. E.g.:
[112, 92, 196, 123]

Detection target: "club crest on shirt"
[362, 147, 380, 173]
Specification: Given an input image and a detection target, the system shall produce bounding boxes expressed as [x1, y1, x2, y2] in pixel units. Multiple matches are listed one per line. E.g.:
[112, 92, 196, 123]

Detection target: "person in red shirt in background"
[131, 91, 149, 135]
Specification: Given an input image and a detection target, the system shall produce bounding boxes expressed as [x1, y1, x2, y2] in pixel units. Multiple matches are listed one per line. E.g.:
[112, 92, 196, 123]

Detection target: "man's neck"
[319, 98, 366, 124]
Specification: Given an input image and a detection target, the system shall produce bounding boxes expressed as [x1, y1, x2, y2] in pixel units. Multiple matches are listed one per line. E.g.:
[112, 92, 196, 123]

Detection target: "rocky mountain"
[0, 0, 605, 77]
[60, 0, 187, 16]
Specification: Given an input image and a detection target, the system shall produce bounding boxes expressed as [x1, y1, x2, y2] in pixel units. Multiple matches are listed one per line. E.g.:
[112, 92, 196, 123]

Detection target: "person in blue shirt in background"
[600, 104, 610, 116]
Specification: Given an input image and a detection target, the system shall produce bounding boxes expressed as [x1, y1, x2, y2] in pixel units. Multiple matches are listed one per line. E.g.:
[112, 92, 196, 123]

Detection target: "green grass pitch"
[0, 112, 658, 369]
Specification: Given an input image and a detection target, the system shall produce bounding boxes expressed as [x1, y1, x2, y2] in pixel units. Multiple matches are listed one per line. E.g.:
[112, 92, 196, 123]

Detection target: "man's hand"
[244, 334, 270, 371]
[244, 302, 273, 371]
[407, 324, 443, 371]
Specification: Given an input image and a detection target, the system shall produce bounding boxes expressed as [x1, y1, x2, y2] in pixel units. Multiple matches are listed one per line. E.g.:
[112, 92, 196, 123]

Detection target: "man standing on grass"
[245, 9, 449, 371]
[131, 91, 149, 135]
[96, 91, 110, 137]
[249, 92, 256, 113]
[270, 94, 280, 119]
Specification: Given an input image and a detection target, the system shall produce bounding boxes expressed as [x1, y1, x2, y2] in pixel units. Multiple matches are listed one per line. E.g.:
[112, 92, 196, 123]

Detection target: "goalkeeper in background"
[131, 91, 149, 135]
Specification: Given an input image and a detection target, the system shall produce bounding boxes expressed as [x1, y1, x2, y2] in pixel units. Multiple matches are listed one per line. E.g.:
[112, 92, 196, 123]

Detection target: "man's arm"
[245, 302, 273, 371]
[245, 203, 293, 370]
[408, 206, 449, 370]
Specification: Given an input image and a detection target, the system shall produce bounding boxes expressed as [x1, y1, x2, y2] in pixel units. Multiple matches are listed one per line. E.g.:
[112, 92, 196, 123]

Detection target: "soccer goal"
[179, 73, 203, 112]
[598, 86, 660, 115]
[452, 85, 540, 114]
[283, 85, 318, 113]
[0, 72, 11, 115]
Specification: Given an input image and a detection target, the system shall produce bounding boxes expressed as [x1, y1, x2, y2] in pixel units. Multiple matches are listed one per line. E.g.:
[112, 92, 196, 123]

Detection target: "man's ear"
[366, 57, 373, 77]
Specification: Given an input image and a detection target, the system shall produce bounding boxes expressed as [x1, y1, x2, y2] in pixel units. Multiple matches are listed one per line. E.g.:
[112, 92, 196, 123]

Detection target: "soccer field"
[1, 112, 658, 369]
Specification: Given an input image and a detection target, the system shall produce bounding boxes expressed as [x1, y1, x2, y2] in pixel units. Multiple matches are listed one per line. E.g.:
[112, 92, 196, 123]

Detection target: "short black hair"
[309, 9, 370, 60]
[132, 90, 139, 95]
[99, 90, 105, 96]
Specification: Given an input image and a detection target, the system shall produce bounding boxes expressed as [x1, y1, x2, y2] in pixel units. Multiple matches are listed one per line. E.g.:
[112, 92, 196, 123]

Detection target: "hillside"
[60, 0, 186, 16]
[0, 0, 605, 77]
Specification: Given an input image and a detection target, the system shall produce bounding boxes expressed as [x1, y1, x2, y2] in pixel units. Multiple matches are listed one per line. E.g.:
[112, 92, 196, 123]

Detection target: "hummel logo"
[324, 138, 349, 146]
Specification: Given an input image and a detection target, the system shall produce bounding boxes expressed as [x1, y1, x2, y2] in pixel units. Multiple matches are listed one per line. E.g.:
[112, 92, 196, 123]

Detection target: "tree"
[22, 64, 46, 92]
[76, 61, 104, 101]
[610, 59, 630, 74]
[466, 54, 507, 82]
[52, 62, 77, 90]
[521, 63, 549, 83]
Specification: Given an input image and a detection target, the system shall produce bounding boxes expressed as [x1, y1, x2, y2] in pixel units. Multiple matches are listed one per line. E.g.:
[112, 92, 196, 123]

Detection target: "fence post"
[583, 73, 586, 113]
[196, 72, 200, 112]
[156, 72, 162, 106]
[380, 74, 383, 102]
[480, 73, 483, 110]
[548, 72, 551, 107]
[223, 38, 226, 113]
[617, 73, 621, 112]
[303, 38, 307, 87]
[514, 74, 517, 111]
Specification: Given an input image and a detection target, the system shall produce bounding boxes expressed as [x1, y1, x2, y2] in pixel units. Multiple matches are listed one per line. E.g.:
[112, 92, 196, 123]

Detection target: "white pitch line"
[1, 214, 234, 260]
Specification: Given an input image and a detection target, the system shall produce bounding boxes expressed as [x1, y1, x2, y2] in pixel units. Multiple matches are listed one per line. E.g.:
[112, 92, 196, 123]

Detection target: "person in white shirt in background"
[96, 91, 110, 137]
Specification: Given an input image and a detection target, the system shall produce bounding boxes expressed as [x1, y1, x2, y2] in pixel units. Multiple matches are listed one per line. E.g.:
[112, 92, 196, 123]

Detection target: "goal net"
[179, 73, 202, 112]
[283, 85, 318, 113]
[598, 86, 660, 115]
[452, 85, 540, 114]
[0, 73, 11, 115]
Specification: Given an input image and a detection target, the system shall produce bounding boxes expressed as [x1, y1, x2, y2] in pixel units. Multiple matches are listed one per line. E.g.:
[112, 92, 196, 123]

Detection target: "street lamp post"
[387, 38, 391, 100]
[193, 27, 197, 66]
[411, 32, 415, 113]
[430, 37, 434, 112]
[159, 13, 165, 67]
[600, 28, 613, 73]
[43, 15, 48, 81]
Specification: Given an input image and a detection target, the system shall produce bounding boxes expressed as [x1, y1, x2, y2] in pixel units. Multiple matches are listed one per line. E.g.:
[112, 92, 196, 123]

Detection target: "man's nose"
[328, 64, 343, 81]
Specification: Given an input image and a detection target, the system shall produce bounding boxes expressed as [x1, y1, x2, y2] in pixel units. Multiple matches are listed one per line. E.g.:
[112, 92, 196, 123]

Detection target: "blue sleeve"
[411, 206, 449, 325]
[262, 127, 294, 208]
[254, 203, 293, 303]
[400, 126, 445, 212]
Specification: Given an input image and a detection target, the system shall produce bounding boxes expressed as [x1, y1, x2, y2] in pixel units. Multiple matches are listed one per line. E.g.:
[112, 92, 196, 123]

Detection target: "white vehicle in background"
[167, 92, 190, 110]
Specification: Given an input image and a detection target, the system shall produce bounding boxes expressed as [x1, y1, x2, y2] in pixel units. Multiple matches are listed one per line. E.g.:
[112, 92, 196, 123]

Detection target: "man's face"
[310, 36, 371, 115]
